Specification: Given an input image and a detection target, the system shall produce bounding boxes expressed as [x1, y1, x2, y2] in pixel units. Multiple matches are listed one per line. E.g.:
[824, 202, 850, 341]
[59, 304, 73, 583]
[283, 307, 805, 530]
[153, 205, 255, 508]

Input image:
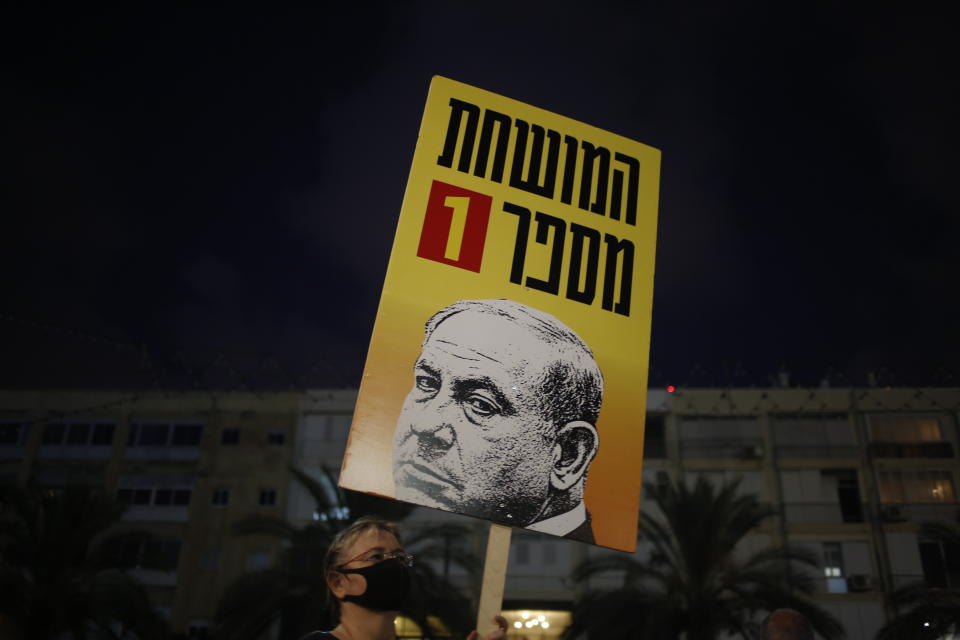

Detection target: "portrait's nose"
[410, 401, 457, 450]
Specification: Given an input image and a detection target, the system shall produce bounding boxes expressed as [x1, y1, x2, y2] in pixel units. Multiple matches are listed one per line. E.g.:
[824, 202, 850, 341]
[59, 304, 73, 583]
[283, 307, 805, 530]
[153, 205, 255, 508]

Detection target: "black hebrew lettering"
[474, 109, 511, 183]
[566, 223, 601, 305]
[613, 152, 639, 225]
[503, 202, 531, 285]
[579, 142, 610, 216]
[525, 212, 565, 295]
[509, 120, 561, 199]
[437, 98, 480, 172]
[504, 202, 633, 316]
[560, 135, 578, 206]
[438, 99, 642, 229]
[602, 234, 634, 316]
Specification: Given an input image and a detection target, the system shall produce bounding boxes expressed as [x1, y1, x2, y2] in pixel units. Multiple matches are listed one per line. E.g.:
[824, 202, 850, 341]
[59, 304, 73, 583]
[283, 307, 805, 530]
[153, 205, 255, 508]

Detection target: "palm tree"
[876, 519, 960, 640]
[213, 465, 478, 640]
[565, 477, 843, 640]
[0, 487, 171, 640]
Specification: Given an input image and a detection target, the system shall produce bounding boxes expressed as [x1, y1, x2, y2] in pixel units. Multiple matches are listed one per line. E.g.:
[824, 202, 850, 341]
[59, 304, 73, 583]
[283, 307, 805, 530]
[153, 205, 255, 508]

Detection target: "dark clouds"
[3, 2, 958, 389]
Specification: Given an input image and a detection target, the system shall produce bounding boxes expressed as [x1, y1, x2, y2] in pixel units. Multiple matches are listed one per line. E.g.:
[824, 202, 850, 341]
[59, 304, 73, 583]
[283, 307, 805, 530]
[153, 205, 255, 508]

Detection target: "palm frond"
[572, 476, 843, 640]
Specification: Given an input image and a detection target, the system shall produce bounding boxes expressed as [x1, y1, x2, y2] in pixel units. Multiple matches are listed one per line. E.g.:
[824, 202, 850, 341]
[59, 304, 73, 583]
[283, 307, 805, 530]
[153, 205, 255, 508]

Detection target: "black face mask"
[340, 557, 411, 612]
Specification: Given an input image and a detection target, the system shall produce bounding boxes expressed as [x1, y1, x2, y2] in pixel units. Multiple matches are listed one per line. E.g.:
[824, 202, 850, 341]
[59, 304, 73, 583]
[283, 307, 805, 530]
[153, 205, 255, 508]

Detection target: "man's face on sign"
[393, 310, 559, 525]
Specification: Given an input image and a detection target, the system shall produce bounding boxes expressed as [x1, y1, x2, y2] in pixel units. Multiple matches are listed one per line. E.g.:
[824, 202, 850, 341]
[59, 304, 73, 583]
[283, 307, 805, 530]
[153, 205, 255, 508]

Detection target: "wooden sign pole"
[475, 523, 512, 636]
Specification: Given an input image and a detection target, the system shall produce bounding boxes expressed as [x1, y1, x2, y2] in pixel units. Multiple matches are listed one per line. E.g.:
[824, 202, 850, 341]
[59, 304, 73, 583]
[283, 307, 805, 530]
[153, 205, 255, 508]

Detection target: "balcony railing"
[680, 439, 765, 460]
[868, 441, 954, 458]
[878, 503, 960, 523]
[783, 502, 863, 524]
[774, 445, 860, 459]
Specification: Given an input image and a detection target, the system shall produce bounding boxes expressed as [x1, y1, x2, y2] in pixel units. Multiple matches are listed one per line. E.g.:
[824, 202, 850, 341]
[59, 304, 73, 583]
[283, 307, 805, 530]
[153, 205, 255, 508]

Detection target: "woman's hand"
[467, 615, 508, 640]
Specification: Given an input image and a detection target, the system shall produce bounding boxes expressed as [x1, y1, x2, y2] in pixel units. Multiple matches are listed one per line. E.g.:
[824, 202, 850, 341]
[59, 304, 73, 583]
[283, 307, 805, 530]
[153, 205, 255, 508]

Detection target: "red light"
[667, 385, 675, 393]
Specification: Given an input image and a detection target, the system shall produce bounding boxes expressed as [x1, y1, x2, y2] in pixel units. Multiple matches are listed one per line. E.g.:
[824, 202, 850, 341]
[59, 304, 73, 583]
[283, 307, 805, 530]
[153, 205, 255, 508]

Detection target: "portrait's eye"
[366, 552, 386, 563]
[465, 393, 501, 418]
[415, 375, 439, 394]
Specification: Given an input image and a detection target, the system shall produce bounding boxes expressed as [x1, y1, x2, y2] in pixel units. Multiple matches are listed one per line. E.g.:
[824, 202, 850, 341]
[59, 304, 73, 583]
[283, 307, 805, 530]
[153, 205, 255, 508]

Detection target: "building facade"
[2, 386, 959, 639]
[0, 390, 303, 636]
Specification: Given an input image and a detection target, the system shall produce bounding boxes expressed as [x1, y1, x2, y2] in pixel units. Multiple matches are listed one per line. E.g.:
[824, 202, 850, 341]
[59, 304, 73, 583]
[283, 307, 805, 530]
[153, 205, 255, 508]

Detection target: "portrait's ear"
[549, 420, 599, 491]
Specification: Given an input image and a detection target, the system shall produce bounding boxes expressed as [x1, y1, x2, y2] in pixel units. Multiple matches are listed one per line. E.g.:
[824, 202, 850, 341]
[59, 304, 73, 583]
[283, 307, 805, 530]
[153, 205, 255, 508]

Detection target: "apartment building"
[288, 386, 959, 640]
[0, 389, 302, 636]
[3, 386, 958, 639]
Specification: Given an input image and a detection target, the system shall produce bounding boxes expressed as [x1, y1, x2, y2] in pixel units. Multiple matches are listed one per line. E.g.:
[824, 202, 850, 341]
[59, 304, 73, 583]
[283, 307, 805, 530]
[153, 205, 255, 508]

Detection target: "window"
[128, 422, 204, 447]
[822, 542, 847, 594]
[823, 542, 844, 577]
[878, 470, 957, 503]
[44, 421, 115, 447]
[871, 415, 943, 442]
[66, 423, 91, 445]
[42, 423, 66, 444]
[258, 489, 277, 506]
[171, 424, 202, 446]
[773, 414, 855, 457]
[267, 430, 286, 446]
[91, 423, 115, 445]
[919, 539, 960, 588]
[211, 488, 230, 507]
[644, 414, 666, 458]
[678, 416, 761, 459]
[117, 486, 192, 507]
[0, 421, 29, 446]
[221, 428, 240, 445]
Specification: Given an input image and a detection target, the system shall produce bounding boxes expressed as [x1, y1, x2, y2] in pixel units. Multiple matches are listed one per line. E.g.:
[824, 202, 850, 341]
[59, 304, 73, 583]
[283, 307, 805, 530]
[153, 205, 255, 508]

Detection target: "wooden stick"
[475, 523, 512, 636]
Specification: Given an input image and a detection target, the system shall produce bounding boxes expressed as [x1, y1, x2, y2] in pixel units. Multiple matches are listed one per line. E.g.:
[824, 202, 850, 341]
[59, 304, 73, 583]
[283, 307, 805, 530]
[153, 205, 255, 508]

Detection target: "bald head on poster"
[392, 299, 603, 542]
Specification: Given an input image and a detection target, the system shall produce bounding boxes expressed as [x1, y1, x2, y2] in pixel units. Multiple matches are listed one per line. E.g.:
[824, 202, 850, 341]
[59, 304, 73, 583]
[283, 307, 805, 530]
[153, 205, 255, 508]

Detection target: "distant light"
[667, 385, 676, 393]
[538, 615, 545, 621]
[924, 622, 931, 627]
[521, 611, 530, 620]
[542, 622, 550, 629]
[514, 622, 522, 629]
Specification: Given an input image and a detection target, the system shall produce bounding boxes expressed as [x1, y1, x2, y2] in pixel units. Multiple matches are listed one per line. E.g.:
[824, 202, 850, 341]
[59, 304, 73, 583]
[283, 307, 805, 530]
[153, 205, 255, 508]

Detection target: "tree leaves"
[566, 476, 843, 640]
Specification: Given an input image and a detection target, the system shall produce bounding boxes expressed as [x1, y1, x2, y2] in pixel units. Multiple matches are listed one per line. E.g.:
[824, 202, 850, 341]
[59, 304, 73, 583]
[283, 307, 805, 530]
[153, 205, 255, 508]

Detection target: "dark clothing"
[297, 632, 339, 640]
[563, 510, 596, 544]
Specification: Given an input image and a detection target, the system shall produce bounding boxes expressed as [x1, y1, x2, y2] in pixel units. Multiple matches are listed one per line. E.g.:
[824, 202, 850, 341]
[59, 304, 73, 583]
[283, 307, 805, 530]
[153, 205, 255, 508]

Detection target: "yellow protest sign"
[339, 76, 660, 552]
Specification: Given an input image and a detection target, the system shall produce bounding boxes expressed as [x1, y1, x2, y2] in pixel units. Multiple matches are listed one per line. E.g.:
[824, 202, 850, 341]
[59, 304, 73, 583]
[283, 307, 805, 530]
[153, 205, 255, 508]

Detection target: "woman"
[300, 517, 507, 640]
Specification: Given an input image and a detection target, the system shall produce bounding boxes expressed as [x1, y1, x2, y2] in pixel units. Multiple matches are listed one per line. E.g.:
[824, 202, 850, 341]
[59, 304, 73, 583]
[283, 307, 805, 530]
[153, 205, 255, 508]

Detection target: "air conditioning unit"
[881, 505, 905, 522]
[846, 574, 874, 592]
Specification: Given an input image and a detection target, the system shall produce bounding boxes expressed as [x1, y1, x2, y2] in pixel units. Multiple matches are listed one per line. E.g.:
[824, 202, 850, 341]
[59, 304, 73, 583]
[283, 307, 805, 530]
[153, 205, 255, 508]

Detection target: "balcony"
[775, 445, 860, 460]
[680, 439, 764, 460]
[783, 502, 864, 524]
[879, 503, 960, 523]
[868, 441, 954, 459]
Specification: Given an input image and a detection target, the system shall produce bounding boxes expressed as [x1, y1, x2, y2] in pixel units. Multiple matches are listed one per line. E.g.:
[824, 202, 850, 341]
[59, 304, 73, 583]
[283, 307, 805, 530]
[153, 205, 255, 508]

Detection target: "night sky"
[4, 3, 958, 390]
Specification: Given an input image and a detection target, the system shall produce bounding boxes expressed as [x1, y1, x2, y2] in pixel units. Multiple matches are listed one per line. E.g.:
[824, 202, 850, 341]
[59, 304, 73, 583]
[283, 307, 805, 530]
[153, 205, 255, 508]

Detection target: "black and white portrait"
[392, 299, 603, 542]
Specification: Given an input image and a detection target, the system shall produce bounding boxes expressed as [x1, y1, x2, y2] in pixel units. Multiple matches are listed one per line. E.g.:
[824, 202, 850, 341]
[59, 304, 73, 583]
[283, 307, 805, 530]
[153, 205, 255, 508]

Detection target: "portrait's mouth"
[396, 461, 463, 494]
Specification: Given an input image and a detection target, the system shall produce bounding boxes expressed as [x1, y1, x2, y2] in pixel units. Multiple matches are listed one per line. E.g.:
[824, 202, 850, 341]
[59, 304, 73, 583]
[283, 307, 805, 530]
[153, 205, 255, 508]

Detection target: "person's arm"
[467, 615, 508, 640]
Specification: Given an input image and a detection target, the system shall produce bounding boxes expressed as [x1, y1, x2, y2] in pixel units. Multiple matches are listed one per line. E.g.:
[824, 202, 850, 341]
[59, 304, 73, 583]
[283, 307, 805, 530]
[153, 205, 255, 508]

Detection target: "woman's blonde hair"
[322, 516, 402, 616]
